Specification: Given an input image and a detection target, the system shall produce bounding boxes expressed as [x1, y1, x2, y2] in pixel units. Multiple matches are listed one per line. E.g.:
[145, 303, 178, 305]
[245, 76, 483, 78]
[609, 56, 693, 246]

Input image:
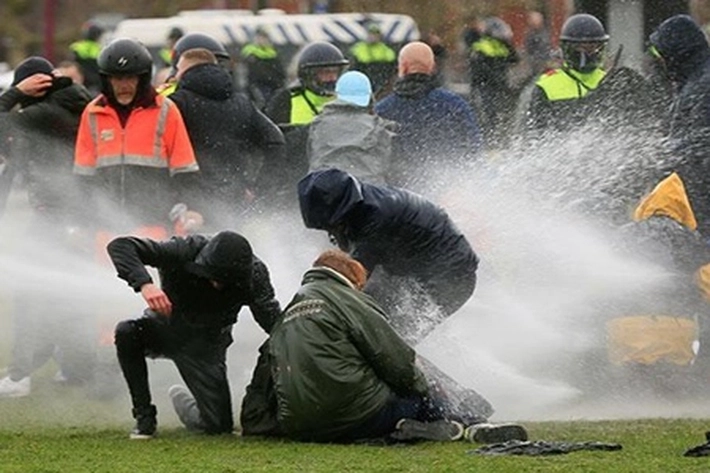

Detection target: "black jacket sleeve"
[248, 258, 282, 333]
[107, 235, 207, 291]
[0, 87, 24, 112]
[264, 87, 292, 126]
[251, 106, 286, 193]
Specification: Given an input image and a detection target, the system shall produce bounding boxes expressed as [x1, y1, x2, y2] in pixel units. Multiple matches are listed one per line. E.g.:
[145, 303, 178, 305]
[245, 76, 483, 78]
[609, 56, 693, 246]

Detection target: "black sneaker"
[130, 405, 157, 440]
[464, 423, 528, 444]
[392, 418, 465, 442]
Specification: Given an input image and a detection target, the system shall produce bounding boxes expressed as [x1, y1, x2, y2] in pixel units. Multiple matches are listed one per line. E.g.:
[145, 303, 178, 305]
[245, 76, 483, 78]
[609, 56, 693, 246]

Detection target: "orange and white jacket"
[74, 94, 198, 227]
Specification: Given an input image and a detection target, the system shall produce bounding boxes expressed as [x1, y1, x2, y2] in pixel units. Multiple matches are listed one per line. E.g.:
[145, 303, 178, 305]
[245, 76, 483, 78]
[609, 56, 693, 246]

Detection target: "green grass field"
[1, 378, 710, 473]
[2, 417, 710, 472]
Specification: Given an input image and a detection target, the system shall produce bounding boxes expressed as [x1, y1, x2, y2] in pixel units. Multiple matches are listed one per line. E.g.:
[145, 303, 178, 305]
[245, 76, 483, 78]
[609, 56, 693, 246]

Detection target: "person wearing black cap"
[107, 231, 281, 439]
[0, 56, 94, 398]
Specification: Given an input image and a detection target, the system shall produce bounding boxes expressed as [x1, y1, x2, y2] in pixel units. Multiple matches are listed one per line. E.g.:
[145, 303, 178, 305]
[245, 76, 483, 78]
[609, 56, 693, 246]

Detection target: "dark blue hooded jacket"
[650, 15, 710, 236]
[298, 168, 478, 280]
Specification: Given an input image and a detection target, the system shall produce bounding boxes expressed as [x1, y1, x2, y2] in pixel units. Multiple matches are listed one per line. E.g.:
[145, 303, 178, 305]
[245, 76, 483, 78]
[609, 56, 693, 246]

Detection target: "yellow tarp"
[606, 315, 698, 366]
[633, 172, 697, 230]
[696, 264, 710, 302]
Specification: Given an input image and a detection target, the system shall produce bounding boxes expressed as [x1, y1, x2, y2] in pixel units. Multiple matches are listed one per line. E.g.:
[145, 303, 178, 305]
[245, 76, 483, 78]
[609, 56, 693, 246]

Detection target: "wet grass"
[1, 388, 709, 473]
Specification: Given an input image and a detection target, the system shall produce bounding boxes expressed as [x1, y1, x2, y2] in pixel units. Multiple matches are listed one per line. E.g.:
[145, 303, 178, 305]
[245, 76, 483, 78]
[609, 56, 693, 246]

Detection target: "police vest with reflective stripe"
[535, 67, 606, 102]
[471, 36, 512, 58]
[70, 39, 101, 60]
[242, 43, 278, 60]
[290, 89, 333, 125]
[350, 41, 396, 63]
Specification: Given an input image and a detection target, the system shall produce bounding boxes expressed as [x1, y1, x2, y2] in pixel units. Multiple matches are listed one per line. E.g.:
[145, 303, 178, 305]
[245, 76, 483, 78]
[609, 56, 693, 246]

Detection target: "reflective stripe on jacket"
[74, 94, 198, 176]
[535, 67, 606, 101]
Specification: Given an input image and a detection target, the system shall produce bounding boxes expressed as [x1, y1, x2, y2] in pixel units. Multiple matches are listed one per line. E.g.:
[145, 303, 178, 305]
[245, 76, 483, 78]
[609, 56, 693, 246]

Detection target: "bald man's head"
[398, 41, 435, 77]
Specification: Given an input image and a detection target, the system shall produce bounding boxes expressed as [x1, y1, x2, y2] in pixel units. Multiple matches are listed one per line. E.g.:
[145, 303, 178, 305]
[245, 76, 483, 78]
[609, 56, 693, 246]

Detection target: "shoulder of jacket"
[535, 69, 565, 85]
[84, 96, 112, 113]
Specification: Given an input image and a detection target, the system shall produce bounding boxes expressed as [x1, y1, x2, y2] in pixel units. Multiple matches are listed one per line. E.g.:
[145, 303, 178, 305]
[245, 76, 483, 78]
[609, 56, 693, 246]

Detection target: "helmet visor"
[563, 41, 606, 72]
[304, 65, 347, 96]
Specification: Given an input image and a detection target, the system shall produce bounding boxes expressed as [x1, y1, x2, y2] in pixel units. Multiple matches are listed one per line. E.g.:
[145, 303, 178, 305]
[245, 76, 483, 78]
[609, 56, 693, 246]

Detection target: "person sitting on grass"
[240, 249, 527, 444]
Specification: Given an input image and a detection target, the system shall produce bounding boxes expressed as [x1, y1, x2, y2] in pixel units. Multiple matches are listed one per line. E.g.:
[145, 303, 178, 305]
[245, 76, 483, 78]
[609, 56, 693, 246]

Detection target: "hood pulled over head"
[298, 168, 364, 230]
[649, 14, 710, 83]
[185, 231, 253, 287]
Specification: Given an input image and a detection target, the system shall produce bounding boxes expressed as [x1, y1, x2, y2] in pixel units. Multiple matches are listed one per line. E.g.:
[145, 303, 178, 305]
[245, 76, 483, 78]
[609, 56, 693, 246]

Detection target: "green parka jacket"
[270, 267, 428, 441]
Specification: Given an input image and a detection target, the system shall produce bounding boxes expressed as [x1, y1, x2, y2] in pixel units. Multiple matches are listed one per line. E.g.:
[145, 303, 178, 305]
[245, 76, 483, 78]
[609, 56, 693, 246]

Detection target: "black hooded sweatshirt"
[169, 63, 285, 213]
[650, 15, 710, 237]
[107, 234, 280, 332]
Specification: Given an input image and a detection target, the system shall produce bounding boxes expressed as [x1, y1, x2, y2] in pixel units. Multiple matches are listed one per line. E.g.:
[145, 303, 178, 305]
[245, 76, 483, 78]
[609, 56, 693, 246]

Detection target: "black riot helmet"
[297, 41, 349, 96]
[97, 38, 154, 104]
[98, 37, 153, 76]
[171, 33, 231, 72]
[560, 14, 609, 73]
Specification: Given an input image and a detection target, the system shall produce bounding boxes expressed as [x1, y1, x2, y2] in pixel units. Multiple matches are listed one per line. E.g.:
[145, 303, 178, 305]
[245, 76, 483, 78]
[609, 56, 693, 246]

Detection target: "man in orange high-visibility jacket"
[74, 37, 199, 235]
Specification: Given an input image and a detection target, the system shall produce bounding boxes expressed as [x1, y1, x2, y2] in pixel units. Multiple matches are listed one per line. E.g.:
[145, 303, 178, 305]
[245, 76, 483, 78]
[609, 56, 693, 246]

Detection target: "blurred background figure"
[524, 11, 552, 81]
[0, 56, 94, 398]
[469, 16, 518, 150]
[424, 29, 448, 86]
[159, 27, 185, 68]
[349, 22, 396, 95]
[461, 15, 485, 52]
[56, 60, 84, 85]
[69, 21, 104, 95]
[241, 27, 286, 110]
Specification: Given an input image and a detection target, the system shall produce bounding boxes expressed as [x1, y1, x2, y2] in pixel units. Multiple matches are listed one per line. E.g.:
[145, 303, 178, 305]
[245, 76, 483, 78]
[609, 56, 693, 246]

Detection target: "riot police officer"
[262, 42, 349, 208]
[524, 13, 609, 133]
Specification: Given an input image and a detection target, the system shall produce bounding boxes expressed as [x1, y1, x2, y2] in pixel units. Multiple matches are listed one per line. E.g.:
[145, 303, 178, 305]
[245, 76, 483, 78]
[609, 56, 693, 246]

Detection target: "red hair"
[313, 250, 367, 290]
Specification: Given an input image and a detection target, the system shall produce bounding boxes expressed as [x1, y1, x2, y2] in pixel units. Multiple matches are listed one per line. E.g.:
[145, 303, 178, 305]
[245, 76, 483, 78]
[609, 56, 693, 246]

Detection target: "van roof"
[111, 12, 420, 48]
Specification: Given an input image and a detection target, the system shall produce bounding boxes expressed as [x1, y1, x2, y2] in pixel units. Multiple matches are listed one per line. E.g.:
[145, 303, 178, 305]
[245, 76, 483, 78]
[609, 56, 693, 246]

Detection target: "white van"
[111, 10, 419, 71]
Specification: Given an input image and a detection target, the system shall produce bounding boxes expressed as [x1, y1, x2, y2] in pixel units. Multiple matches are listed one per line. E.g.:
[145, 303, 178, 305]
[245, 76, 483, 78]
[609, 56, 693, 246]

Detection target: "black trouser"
[114, 311, 234, 434]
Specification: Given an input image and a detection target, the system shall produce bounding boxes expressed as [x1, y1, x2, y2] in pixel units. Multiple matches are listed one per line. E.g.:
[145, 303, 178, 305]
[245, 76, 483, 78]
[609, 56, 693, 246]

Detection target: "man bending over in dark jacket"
[298, 168, 478, 344]
[107, 231, 281, 439]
